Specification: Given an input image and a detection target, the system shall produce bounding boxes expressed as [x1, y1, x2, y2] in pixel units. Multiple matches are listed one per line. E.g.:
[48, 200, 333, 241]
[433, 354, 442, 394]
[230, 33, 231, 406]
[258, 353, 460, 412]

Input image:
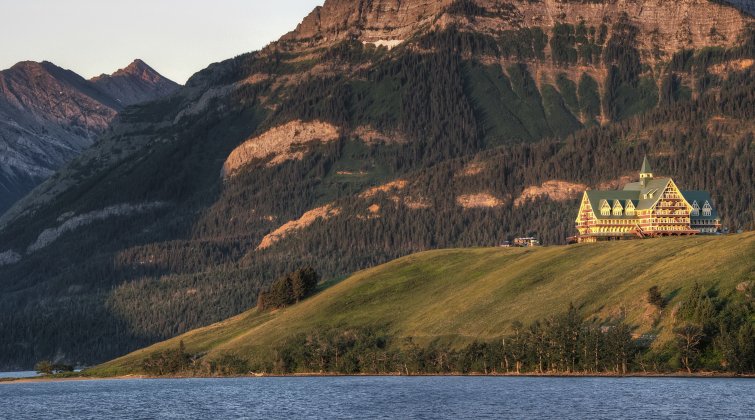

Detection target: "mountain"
[0, 0, 753, 370]
[0, 60, 179, 215]
[90, 233, 755, 376]
[91, 60, 181, 107]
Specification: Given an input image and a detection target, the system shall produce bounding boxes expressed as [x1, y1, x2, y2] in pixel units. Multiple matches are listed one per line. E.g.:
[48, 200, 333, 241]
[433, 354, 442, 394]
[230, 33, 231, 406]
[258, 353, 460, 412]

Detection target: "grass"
[91, 233, 755, 376]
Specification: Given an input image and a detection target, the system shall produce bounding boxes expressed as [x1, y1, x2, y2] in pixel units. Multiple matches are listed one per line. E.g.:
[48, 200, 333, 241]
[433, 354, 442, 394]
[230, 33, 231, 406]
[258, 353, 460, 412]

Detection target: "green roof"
[682, 190, 720, 220]
[584, 190, 643, 219]
[641, 156, 652, 174]
[585, 178, 678, 219]
[636, 178, 672, 210]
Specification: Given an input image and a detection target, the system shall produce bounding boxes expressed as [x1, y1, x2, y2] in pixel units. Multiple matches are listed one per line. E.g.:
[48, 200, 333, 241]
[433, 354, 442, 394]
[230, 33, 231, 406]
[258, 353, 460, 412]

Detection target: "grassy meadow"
[91, 232, 755, 376]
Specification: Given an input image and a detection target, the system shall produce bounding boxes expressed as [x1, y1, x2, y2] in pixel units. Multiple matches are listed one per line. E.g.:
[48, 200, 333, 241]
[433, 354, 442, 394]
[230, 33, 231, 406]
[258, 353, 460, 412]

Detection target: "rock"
[257, 204, 342, 250]
[0, 250, 21, 266]
[222, 120, 341, 177]
[281, 0, 751, 61]
[26, 202, 166, 253]
[457, 193, 504, 208]
[515, 180, 587, 207]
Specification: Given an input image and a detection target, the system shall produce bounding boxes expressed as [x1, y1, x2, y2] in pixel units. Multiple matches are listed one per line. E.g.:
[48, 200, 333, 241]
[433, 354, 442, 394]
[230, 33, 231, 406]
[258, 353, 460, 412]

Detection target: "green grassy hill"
[92, 233, 755, 376]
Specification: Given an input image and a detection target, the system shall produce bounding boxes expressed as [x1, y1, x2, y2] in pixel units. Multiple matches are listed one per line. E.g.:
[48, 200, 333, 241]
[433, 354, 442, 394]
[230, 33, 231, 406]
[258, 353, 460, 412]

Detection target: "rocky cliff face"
[282, 0, 751, 60]
[0, 60, 179, 215]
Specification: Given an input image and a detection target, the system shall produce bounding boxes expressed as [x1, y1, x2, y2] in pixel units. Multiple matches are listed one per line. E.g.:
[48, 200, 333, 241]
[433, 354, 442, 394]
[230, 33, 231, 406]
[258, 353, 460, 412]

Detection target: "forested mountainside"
[0, 0, 753, 369]
[0, 60, 179, 214]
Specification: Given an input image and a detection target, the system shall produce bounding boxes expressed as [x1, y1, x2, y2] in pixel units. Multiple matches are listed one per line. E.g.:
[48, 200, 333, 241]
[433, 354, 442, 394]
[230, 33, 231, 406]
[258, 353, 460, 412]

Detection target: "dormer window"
[612, 200, 623, 216]
[703, 201, 712, 217]
[600, 200, 611, 216]
[625, 201, 635, 216]
[691, 201, 700, 216]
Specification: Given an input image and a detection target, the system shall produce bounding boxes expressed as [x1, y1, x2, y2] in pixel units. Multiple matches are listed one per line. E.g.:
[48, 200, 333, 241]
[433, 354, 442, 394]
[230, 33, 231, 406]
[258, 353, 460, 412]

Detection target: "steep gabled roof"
[585, 177, 681, 218]
[636, 178, 672, 210]
[585, 190, 641, 219]
[640, 156, 652, 174]
[682, 190, 720, 220]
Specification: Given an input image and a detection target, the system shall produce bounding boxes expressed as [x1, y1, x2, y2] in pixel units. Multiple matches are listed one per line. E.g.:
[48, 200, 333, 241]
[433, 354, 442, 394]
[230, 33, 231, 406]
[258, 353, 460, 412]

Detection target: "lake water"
[1, 376, 754, 419]
[0, 371, 38, 379]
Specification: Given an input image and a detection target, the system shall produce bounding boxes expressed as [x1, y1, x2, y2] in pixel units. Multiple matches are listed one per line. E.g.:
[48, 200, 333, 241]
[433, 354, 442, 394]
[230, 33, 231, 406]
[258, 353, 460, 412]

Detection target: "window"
[625, 201, 635, 216]
[703, 201, 712, 217]
[600, 200, 610, 216]
[612, 201, 623, 216]
[691, 200, 700, 216]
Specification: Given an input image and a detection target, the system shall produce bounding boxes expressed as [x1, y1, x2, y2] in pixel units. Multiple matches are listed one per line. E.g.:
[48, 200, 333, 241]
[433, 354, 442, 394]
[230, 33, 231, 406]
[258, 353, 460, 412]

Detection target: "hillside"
[0, 60, 179, 214]
[92, 233, 755, 376]
[0, 0, 753, 369]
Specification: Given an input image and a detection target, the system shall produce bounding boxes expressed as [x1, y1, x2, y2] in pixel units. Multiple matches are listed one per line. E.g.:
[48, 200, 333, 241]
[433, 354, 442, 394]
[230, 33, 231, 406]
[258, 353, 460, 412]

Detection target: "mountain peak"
[122, 58, 149, 73]
[93, 59, 160, 82]
[90, 59, 180, 106]
[7, 60, 64, 76]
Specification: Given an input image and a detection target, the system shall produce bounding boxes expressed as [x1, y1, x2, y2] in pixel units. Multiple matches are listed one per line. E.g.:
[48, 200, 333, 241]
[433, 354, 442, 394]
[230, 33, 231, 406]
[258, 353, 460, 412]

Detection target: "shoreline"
[4, 371, 755, 384]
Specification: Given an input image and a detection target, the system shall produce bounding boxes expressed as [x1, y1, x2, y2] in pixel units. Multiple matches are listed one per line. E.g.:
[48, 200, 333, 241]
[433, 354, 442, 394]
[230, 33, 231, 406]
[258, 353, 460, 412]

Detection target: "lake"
[1, 376, 754, 419]
[0, 371, 38, 379]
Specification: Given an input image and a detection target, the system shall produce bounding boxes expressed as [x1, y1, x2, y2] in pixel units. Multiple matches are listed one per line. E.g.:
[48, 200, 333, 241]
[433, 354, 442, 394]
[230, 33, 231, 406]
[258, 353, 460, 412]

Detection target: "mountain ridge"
[0, 59, 179, 215]
[280, 0, 750, 57]
[91, 59, 180, 106]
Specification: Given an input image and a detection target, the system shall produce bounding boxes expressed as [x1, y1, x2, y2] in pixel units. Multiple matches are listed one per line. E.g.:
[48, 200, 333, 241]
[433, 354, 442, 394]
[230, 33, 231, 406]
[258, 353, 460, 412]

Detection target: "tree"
[260, 268, 321, 309]
[34, 360, 53, 375]
[509, 321, 527, 374]
[674, 323, 704, 373]
[51, 363, 74, 373]
[291, 267, 320, 302]
[647, 286, 666, 309]
[605, 324, 633, 374]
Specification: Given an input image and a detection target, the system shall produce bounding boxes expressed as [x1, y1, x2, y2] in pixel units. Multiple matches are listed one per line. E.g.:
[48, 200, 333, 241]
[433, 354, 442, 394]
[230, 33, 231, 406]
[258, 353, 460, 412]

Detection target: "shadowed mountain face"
[720, 0, 755, 17]
[0, 60, 179, 214]
[91, 59, 181, 107]
[0, 0, 752, 370]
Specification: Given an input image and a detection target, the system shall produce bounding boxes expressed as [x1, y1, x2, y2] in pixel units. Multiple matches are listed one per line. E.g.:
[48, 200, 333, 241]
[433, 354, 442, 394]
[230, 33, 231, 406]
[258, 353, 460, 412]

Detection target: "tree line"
[136, 284, 755, 376]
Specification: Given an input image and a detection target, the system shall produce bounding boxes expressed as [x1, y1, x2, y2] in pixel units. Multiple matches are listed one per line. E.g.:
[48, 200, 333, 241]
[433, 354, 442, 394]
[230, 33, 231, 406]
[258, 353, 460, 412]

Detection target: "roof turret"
[640, 156, 652, 175]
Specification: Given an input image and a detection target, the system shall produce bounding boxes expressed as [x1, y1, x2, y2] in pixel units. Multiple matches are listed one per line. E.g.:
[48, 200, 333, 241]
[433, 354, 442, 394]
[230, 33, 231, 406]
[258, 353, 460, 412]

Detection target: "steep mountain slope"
[0, 60, 179, 214]
[91, 60, 181, 106]
[91, 233, 755, 376]
[0, 0, 752, 369]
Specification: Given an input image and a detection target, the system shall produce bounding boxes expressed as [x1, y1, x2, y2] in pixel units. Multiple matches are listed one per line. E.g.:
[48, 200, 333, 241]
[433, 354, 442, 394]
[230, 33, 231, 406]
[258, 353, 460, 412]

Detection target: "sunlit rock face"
[281, 0, 751, 61]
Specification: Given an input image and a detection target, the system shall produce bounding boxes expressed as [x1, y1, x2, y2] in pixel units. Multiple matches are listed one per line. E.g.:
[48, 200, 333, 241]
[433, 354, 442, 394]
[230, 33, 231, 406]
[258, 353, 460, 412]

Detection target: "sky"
[0, 0, 323, 84]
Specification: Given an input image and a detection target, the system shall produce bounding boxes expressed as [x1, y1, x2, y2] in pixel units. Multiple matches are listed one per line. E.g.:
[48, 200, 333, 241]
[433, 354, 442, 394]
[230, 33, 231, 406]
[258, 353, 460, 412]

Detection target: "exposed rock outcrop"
[27, 202, 167, 253]
[222, 120, 341, 177]
[457, 193, 504, 208]
[514, 180, 587, 207]
[281, 0, 751, 61]
[257, 204, 341, 250]
[0, 250, 21, 266]
[359, 179, 409, 198]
